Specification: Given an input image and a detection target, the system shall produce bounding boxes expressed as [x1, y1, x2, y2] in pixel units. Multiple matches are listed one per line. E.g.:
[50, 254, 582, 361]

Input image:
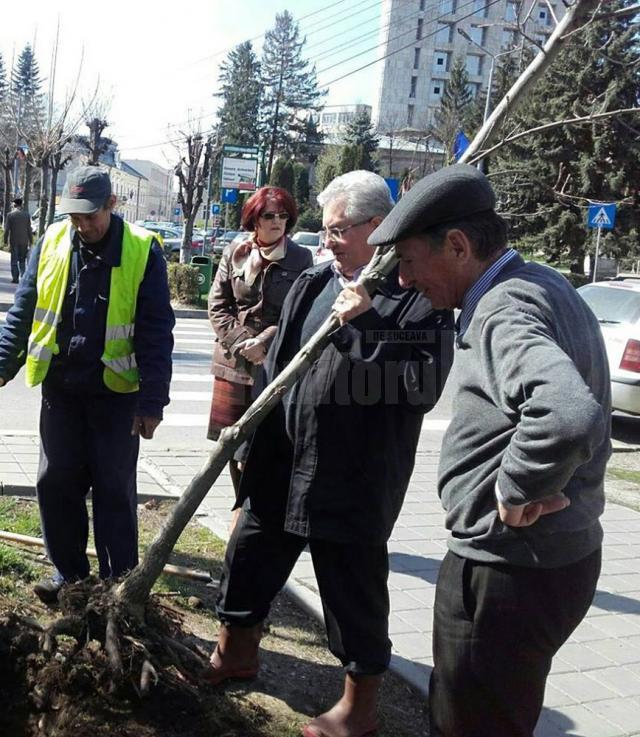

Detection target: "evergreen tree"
[493, 0, 640, 271]
[316, 145, 341, 191]
[338, 144, 360, 175]
[216, 42, 262, 147]
[269, 157, 294, 194]
[433, 56, 474, 163]
[260, 11, 325, 178]
[293, 162, 309, 206]
[11, 44, 44, 124]
[343, 112, 379, 171]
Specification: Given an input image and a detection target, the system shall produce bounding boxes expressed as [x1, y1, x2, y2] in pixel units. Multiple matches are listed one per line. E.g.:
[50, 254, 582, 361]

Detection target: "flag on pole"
[453, 130, 470, 161]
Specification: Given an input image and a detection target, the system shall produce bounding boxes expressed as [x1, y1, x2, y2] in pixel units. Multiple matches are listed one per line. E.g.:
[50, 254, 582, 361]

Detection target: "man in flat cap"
[206, 170, 454, 737]
[0, 166, 174, 604]
[368, 163, 611, 737]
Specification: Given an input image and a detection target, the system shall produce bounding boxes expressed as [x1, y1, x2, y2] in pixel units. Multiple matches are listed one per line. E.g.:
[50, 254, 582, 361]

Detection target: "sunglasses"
[260, 212, 290, 221]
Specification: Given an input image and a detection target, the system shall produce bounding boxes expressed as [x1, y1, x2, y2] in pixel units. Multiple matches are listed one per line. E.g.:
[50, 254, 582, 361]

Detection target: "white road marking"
[169, 391, 211, 402]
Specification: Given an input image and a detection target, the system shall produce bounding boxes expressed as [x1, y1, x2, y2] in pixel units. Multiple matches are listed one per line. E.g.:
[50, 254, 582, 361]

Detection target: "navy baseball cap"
[58, 166, 112, 215]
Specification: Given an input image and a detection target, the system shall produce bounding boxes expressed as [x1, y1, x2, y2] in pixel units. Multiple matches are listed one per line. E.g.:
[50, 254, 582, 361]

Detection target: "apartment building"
[373, 0, 564, 131]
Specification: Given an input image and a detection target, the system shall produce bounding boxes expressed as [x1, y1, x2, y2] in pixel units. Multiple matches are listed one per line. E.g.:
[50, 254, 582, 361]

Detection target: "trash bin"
[190, 255, 213, 299]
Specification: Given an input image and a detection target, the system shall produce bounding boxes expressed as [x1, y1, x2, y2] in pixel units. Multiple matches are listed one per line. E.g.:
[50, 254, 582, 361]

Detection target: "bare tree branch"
[467, 107, 640, 164]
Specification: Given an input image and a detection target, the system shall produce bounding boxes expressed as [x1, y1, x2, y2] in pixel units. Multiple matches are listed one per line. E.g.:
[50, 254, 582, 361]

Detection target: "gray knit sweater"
[439, 255, 611, 568]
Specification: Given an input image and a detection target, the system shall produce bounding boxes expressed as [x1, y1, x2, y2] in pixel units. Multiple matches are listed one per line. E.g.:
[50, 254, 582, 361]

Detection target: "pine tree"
[216, 42, 261, 147]
[343, 112, 379, 171]
[260, 11, 325, 178]
[433, 56, 474, 163]
[493, 0, 640, 271]
[11, 44, 44, 124]
[269, 158, 294, 194]
[292, 162, 309, 206]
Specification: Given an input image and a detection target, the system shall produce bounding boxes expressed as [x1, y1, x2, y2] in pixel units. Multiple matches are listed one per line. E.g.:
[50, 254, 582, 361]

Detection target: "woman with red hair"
[207, 186, 313, 500]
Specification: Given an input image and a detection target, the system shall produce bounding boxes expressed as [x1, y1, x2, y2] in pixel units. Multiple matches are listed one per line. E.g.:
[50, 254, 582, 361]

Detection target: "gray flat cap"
[368, 163, 495, 247]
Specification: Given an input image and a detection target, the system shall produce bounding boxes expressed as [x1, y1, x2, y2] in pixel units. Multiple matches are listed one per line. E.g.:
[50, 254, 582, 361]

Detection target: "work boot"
[33, 574, 64, 605]
[203, 622, 262, 686]
[302, 673, 382, 737]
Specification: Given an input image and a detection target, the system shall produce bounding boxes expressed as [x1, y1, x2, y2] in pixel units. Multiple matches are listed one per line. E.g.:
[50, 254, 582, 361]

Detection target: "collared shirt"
[457, 248, 518, 336]
[331, 261, 365, 287]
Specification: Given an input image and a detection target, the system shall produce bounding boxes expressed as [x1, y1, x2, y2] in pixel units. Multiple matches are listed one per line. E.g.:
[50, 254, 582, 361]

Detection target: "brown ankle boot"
[204, 622, 262, 686]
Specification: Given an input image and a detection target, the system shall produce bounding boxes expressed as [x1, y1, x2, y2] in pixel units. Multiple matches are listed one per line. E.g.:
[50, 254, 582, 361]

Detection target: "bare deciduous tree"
[173, 127, 213, 264]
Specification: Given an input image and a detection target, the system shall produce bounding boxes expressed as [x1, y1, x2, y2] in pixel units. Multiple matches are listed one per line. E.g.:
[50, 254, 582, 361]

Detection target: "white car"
[578, 279, 640, 415]
[291, 230, 333, 265]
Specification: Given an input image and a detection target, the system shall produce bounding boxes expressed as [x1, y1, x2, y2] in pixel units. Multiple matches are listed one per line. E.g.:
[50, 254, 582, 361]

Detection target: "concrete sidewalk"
[2, 430, 640, 736]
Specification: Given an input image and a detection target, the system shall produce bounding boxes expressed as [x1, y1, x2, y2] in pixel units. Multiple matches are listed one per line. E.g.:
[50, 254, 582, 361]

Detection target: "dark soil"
[0, 500, 428, 737]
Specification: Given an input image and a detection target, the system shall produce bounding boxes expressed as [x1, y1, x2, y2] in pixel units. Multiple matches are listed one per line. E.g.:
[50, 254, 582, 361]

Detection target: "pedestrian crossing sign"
[587, 203, 617, 230]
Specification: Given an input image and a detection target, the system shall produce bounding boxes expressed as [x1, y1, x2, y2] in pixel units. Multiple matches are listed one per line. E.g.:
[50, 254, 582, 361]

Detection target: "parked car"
[292, 230, 320, 260]
[292, 230, 334, 265]
[214, 230, 244, 255]
[30, 209, 68, 232]
[578, 279, 640, 415]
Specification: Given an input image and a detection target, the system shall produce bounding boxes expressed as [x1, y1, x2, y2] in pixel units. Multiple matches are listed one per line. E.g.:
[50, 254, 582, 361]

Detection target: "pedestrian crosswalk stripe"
[174, 338, 212, 345]
[170, 391, 211, 401]
[172, 373, 211, 382]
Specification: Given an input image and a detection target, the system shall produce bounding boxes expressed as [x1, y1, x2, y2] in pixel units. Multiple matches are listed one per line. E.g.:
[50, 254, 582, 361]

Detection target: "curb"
[172, 307, 208, 319]
[0, 482, 179, 505]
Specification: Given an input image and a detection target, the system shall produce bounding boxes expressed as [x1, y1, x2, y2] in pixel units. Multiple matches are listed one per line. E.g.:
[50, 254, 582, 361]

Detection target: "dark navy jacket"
[0, 215, 174, 418]
[238, 262, 455, 544]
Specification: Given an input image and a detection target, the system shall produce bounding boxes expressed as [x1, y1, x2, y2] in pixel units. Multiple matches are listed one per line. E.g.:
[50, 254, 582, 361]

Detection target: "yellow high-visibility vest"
[25, 219, 153, 392]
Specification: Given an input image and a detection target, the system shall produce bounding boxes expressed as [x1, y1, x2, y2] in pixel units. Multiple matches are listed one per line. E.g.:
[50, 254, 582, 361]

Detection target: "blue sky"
[1, 0, 383, 166]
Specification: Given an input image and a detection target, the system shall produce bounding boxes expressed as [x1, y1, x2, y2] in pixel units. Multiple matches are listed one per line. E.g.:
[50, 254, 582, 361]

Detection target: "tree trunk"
[2, 148, 12, 227]
[47, 153, 62, 227]
[23, 162, 33, 215]
[38, 160, 50, 238]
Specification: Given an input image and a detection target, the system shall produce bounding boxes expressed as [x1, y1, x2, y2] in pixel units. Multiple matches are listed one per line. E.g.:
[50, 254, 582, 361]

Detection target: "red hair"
[241, 187, 298, 233]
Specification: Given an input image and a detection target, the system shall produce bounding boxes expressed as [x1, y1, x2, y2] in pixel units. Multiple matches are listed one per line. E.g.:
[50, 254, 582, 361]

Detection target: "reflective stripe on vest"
[25, 220, 154, 391]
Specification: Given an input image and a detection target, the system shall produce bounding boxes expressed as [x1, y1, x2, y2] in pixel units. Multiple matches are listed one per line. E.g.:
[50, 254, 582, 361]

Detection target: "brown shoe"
[203, 623, 262, 686]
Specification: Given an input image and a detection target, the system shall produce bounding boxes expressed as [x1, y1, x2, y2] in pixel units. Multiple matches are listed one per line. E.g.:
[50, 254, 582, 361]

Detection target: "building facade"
[315, 104, 374, 140]
[123, 159, 174, 221]
[373, 0, 563, 131]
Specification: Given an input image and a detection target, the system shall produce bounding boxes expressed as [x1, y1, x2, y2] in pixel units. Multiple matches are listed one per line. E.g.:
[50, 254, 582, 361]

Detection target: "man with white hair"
[205, 170, 454, 737]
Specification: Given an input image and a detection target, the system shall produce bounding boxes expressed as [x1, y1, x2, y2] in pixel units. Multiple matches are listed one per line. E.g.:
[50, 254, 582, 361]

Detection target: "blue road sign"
[221, 188, 238, 204]
[211, 203, 221, 215]
[588, 203, 617, 230]
[174, 207, 180, 216]
[384, 178, 400, 203]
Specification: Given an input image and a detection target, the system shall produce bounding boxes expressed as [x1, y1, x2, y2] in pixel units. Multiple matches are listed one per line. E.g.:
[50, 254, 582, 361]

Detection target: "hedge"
[167, 263, 201, 305]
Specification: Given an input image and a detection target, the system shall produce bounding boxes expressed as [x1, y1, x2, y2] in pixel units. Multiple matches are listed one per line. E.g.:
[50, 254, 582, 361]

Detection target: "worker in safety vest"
[0, 166, 175, 604]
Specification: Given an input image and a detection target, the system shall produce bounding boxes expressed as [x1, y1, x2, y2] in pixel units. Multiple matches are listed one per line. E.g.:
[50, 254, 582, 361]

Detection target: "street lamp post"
[457, 27, 522, 170]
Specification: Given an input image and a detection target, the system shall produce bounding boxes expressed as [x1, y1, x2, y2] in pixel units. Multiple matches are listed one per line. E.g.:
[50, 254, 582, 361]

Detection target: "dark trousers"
[36, 383, 140, 581]
[429, 548, 602, 737]
[217, 506, 392, 675]
[10, 244, 28, 282]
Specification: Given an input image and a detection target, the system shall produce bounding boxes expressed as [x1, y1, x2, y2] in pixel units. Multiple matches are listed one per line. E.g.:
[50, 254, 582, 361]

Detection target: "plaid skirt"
[207, 377, 253, 441]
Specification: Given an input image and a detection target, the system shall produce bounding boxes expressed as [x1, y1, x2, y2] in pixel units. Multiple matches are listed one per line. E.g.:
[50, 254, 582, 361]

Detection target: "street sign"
[588, 203, 617, 231]
[221, 188, 238, 204]
[211, 203, 221, 215]
[221, 156, 258, 191]
[384, 177, 400, 203]
[223, 144, 259, 155]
